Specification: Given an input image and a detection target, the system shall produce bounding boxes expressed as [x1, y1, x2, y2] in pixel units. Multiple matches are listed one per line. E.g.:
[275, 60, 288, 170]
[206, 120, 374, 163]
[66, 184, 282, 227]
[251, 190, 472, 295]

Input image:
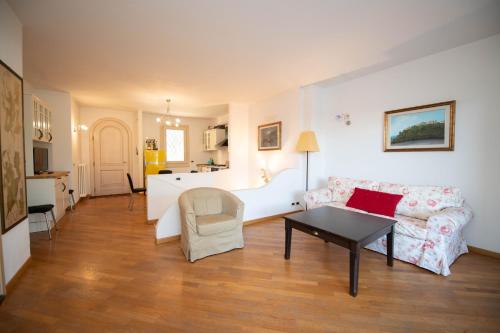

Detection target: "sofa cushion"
[196, 214, 237, 236]
[379, 182, 463, 220]
[328, 176, 379, 203]
[193, 197, 223, 216]
[326, 202, 428, 240]
[346, 188, 403, 217]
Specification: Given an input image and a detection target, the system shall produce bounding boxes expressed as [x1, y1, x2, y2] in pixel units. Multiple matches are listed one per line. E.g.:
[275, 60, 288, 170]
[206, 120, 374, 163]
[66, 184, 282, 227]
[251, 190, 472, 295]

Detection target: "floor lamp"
[296, 131, 320, 200]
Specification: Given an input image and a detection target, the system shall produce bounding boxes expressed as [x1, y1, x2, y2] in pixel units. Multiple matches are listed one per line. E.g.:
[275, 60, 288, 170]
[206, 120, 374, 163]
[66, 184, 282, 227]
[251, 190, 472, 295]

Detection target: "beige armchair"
[178, 187, 245, 262]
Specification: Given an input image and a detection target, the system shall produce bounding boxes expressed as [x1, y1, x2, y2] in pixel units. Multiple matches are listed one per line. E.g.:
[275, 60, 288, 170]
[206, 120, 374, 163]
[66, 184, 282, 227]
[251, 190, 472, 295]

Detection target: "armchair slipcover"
[179, 187, 244, 262]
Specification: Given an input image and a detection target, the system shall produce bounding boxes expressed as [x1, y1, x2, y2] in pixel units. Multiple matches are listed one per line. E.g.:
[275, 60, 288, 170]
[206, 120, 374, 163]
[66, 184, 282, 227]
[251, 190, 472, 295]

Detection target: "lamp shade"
[296, 131, 320, 152]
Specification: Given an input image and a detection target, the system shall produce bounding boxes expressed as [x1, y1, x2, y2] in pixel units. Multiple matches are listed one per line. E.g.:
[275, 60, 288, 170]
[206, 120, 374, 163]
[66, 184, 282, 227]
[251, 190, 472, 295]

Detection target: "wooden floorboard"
[0, 195, 499, 332]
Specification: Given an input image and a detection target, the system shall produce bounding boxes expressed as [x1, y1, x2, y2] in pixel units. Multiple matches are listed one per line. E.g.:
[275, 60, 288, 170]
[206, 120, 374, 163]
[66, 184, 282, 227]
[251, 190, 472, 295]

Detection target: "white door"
[92, 120, 131, 196]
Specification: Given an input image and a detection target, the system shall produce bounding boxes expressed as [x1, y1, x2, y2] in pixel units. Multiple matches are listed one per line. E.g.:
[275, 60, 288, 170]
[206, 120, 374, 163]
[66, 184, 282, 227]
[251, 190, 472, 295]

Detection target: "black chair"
[127, 173, 146, 210]
[68, 189, 76, 210]
[158, 169, 173, 174]
[28, 204, 57, 240]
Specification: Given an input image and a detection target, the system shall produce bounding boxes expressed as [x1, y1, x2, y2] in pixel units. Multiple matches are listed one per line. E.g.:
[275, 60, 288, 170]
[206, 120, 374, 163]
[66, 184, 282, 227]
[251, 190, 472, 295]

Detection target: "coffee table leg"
[284, 220, 292, 260]
[349, 246, 360, 297]
[387, 226, 394, 267]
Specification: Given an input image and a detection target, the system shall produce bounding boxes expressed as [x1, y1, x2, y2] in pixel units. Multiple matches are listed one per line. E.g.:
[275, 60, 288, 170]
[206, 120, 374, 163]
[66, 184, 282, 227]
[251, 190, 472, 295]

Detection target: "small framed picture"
[384, 101, 455, 152]
[258, 121, 281, 151]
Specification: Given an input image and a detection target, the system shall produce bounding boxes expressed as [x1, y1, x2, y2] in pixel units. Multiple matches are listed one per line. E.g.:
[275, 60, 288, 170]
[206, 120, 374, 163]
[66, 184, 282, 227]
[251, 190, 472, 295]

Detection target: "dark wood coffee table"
[284, 206, 396, 297]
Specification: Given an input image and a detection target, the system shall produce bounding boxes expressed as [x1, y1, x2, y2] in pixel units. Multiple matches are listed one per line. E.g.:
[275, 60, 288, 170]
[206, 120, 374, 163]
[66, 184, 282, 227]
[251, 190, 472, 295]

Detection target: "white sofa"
[304, 177, 473, 276]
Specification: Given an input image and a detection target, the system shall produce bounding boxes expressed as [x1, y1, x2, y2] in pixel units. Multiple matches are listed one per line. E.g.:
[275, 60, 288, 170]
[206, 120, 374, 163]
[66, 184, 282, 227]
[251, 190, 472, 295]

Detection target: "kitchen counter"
[196, 164, 229, 172]
[196, 164, 228, 168]
[26, 171, 70, 179]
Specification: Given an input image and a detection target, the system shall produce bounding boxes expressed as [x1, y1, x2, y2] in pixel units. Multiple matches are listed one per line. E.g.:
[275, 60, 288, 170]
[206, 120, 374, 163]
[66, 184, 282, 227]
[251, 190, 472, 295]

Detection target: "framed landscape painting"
[258, 121, 281, 151]
[0, 60, 27, 233]
[384, 101, 455, 152]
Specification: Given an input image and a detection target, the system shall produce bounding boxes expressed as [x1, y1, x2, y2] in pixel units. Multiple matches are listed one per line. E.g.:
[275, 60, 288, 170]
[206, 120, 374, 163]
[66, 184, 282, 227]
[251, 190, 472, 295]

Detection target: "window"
[162, 125, 189, 167]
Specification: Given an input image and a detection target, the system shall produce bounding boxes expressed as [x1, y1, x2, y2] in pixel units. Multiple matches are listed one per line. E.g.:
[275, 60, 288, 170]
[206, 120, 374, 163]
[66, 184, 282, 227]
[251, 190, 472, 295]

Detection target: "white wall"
[0, 1, 22, 74]
[79, 107, 141, 191]
[31, 90, 80, 199]
[227, 104, 249, 189]
[247, 90, 305, 188]
[0, 0, 31, 284]
[136, 110, 144, 186]
[312, 34, 500, 252]
[142, 112, 215, 172]
[70, 98, 81, 202]
[33, 90, 72, 172]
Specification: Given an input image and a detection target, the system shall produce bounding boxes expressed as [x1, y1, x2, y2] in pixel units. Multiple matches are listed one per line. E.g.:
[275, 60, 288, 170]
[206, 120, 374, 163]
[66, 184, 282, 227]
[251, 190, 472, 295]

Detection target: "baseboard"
[468, 245, 500, 259]
[154, 210, 302, 245]
[147, 219, 158, 225]
[243, 210, 303, 226]
[155, 235, 180, 245]
[88, 193, 134, 199]
[5, 256, 32, 294]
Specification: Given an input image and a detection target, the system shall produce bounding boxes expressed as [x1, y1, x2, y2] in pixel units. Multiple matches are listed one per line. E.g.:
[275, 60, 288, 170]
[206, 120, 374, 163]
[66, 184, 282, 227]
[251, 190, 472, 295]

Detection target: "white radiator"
[78, 163, 88, 197]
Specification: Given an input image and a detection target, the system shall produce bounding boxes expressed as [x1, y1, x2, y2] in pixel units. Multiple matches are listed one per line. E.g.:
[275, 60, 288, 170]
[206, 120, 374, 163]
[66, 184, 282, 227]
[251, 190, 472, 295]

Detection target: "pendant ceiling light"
[156, 99, 180, 127]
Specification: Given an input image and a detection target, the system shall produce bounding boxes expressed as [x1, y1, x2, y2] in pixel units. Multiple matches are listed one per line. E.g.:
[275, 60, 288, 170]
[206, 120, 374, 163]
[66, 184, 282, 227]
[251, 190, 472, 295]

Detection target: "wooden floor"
[1, 195, 499, 333]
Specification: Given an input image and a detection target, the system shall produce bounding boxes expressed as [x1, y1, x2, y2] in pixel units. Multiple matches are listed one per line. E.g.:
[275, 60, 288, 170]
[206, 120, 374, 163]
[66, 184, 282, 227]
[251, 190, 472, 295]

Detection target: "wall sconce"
[260, 168, 270, 184]
[335, 113, 351, 126]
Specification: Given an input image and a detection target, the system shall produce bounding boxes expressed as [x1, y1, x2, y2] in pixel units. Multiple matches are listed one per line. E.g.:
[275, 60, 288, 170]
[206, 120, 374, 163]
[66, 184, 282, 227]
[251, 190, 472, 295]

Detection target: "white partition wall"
[150, 169, 303, 241]
[147, 170, 233, 221]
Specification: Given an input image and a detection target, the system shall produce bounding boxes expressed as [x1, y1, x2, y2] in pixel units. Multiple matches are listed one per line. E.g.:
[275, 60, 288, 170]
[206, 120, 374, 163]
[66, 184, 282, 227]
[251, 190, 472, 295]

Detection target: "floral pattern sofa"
[304, 176, 473, 276]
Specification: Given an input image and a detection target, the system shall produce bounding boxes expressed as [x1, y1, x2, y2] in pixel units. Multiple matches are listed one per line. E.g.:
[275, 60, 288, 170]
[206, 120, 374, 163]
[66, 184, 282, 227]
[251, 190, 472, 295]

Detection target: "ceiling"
[8, 0, 500, 115]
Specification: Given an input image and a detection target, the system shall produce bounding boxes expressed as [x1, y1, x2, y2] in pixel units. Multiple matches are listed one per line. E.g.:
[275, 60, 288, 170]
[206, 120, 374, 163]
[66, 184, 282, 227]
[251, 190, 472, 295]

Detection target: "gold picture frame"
[258, 121, 282, 151]
[384, 101, 455, 152]
[0, 59, 27, 233]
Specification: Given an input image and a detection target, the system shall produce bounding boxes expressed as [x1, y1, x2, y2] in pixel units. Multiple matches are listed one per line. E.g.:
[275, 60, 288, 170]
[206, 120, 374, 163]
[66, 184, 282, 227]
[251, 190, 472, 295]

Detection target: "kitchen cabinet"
[25, 94, 53, 143]
[26, 172, 70, 233]
[203, 128, 225, 151]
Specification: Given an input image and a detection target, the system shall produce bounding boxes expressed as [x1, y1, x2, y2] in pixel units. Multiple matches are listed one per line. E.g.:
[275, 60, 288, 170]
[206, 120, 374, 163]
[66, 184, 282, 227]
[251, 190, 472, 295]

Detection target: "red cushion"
[346, 187, 403, 217]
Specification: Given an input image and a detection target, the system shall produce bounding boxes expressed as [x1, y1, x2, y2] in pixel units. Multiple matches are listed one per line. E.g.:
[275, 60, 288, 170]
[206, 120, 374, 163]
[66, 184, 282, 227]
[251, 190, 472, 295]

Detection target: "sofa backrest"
[378, 182, 464, 220]
[326, 177, 464, 220]
[327, 176, 379, 203]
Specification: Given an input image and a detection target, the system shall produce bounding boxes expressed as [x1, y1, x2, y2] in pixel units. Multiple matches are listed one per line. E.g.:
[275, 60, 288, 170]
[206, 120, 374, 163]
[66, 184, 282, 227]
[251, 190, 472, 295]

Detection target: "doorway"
[91, 119, 132, 196]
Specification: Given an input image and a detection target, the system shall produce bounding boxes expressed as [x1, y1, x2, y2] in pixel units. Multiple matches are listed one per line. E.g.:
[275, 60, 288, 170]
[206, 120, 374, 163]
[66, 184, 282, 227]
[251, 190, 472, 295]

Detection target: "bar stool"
[28, 204, 57, 240]
[68, 189, 76, 210]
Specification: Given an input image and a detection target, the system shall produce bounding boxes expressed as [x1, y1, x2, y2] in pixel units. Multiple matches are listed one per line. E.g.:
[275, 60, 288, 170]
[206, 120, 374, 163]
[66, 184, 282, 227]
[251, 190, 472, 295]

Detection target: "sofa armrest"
[426, 204, 473, 236]
[304, 188, 332, 209]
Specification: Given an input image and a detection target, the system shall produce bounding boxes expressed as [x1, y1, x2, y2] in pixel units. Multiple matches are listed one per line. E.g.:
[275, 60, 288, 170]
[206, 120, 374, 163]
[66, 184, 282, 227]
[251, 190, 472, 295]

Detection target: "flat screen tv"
[33, 147, 49, 174]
